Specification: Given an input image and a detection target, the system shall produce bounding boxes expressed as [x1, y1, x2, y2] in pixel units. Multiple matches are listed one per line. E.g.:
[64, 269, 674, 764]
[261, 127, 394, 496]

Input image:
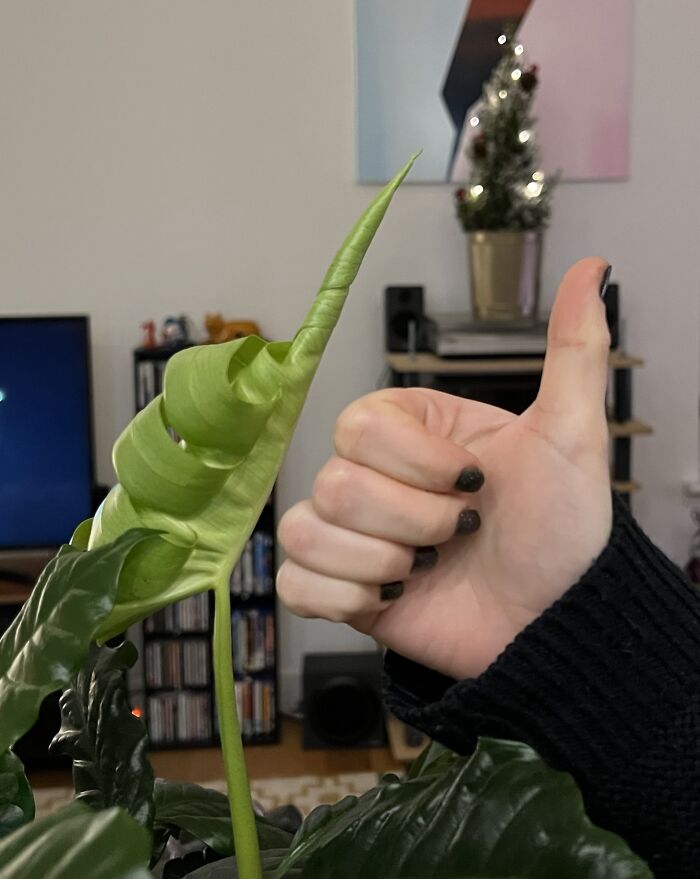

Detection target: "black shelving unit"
[133, 344, 279, 748]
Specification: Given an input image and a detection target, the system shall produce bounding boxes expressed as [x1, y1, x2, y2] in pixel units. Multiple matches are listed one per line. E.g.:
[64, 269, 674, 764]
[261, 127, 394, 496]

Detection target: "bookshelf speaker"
[384, 286, 426, 353]
[302, 652, 387, 749]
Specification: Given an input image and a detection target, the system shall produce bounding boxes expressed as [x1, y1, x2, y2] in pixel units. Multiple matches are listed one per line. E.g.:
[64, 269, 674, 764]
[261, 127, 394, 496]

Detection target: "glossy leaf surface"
[89, 155, 418, 640]
[0, 530, 152, 755]
[51, 641, 154, 829]
[185, 849, 298, 879]
[154, 780, 292, 856]
[0, 751, 34, 839]
[0, 802, 151, 879]
[273, 738, 652, 879]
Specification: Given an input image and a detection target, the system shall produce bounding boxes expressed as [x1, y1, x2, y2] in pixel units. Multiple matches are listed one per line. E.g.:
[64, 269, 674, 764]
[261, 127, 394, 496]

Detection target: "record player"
[424, 313, 548, 357]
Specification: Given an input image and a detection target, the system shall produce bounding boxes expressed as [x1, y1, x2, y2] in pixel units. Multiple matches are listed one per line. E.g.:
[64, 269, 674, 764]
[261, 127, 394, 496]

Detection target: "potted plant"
[455, 32, 557, 324]
[0, 156, 648, 878]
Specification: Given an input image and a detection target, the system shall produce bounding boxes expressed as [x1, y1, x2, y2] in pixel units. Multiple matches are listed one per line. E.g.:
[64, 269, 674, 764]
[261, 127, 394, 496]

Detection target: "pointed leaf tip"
[291, 153, 419, 364]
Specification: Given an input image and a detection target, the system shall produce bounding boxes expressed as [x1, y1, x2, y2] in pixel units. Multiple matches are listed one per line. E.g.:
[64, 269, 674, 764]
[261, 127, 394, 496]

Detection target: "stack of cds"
[230, 533, 274, 597]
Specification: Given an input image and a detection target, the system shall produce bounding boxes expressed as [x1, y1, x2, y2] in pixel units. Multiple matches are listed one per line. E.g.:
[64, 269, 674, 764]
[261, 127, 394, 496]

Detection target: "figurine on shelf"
[140, 320, 157, 349]
[161, 314, 190, 346]
[205, 313, 261, 344]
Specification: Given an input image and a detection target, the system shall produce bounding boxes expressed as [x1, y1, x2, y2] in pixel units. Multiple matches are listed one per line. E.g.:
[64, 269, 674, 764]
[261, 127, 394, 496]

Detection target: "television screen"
[0, 316, 94, 548]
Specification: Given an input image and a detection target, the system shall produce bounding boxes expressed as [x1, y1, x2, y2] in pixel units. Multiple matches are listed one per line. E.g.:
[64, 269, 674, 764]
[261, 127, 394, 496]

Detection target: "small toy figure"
[161, 315, 190, 346]
[140, 320, 157, 349]
[205, 313, 261, 344]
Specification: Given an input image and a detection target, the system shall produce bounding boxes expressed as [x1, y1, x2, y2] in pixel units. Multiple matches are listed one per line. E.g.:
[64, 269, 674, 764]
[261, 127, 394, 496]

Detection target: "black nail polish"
[599, 265, 612, 300]
[455, 467, 485, 493]
[411, 546, 438, 573]
[456, 508, 481, 535]
[380, 581, 404, 601]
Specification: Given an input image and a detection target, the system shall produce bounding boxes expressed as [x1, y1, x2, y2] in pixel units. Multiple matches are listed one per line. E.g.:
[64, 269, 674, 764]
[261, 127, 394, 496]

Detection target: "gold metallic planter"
[468, 230, 543, 322]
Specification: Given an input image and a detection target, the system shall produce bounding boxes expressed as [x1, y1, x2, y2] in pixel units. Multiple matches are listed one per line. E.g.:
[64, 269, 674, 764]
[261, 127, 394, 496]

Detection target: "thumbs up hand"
[277, 258, 613, 680]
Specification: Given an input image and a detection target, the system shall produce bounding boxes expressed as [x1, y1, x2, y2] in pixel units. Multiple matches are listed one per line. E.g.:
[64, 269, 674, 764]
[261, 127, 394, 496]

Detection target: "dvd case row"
[232, 609, 275, 672]
[232, 678, 276, 738]
[230, 532, 274, 597]
[144, 593, 210, 635]
[147, 691, 212, 745]
[135, 359, 166, 411]
[145, 639, 210, 689]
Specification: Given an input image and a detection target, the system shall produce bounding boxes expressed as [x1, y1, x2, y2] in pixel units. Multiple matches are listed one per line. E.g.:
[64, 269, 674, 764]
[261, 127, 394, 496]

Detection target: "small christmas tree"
[455, 32, 556, 232]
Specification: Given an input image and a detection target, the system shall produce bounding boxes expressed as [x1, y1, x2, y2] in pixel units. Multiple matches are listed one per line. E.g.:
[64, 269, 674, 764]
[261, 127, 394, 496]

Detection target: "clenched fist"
[277, 258, 613, 680]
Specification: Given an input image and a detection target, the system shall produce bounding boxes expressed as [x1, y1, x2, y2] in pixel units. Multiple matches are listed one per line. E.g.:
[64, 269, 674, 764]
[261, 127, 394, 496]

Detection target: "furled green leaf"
[272, 738, 651, 879]
[0, 529, 154, 755]
[0, 751, 34, 838]
[50, 641, 154, 829]
[154, 780, 292, 857]
[89, 155, 418, 640]
[0, 802, 151, 879]
[184, 849, 299, 879]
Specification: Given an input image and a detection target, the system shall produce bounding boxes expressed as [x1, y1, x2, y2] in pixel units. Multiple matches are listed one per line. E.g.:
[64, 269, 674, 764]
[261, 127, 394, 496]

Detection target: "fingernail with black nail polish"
[599, 265, 612, 300]
[411, 546, 438, 573]
[456, 508, 481, 535]
[455, 467, 485, 493]
[380, 581, 404, 601]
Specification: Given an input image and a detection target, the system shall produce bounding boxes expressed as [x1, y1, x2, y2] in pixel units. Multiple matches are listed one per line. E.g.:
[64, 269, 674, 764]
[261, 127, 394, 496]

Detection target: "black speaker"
[384, 286, 426, 353]
[605, 282, 620, 349]
[302, 652, 386, 749]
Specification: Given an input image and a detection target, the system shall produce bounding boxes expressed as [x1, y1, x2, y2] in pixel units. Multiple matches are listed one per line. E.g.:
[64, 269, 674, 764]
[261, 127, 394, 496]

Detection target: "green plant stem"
[213, 581, 262, 879]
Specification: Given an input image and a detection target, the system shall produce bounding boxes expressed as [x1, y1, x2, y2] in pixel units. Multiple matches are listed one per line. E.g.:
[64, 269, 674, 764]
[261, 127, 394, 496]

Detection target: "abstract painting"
[356, 0, 632, 183]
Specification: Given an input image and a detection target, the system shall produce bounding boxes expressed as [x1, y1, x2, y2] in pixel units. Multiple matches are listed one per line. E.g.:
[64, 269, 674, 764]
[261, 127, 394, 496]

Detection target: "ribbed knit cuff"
[384, 497, 700, 875]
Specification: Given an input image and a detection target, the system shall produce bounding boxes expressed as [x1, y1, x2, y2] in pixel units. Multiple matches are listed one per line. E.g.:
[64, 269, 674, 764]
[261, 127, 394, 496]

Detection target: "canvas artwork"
[356, 0, 632, 184]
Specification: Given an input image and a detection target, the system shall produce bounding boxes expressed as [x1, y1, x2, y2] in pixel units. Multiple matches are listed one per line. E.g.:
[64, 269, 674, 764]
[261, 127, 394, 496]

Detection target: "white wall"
[1, 1, 698, 711]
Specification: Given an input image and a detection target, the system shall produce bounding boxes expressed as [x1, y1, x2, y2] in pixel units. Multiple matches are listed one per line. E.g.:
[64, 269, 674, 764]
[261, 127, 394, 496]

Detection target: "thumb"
[536, 257, 611, 426]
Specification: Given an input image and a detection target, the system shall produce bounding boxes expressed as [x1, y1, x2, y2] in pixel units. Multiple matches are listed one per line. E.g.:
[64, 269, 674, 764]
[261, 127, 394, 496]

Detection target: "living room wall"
[0, 0, 698, 710]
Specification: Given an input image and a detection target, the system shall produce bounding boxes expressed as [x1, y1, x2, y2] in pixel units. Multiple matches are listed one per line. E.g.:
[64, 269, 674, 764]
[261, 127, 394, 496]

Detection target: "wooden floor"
[30, 717, 404, 788]
[151, 717, 403, 783]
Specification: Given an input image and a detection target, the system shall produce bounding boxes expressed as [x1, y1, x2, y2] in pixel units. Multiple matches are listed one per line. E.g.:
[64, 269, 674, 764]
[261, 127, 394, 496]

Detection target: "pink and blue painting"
[356, 0, 632, 183]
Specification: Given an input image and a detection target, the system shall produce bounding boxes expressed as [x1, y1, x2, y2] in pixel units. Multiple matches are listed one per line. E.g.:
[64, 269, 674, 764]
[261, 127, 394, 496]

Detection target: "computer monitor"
[0, 316, 95, 549]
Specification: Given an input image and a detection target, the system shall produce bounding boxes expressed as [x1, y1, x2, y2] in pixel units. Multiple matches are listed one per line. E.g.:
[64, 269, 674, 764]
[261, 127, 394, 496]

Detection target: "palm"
[367, 393, 611, 679]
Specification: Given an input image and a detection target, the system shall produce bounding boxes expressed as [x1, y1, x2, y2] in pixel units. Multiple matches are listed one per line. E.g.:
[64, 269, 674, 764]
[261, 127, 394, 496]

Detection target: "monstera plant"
[0, 156, 651, 879]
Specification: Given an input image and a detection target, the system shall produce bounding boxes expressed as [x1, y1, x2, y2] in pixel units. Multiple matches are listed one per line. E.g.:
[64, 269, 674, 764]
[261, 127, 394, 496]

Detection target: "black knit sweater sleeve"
[384, 498, 700, 878]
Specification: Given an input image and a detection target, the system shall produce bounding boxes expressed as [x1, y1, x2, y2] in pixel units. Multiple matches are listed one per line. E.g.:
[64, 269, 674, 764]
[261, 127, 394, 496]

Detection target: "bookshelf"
[133, 344, 279, 748]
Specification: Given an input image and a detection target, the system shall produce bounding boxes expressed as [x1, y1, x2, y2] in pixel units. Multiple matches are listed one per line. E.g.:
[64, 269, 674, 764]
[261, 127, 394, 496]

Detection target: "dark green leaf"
[184, 849, 299, 879]
[50, 641, 154, 829]
[0, 802, 151, 879]
[406, 739, 457, 780]
[154, 780, 292, 857]
[0, 751, 34, 838]
[273, 738, 652, 879]
[0, 529, 153, 755]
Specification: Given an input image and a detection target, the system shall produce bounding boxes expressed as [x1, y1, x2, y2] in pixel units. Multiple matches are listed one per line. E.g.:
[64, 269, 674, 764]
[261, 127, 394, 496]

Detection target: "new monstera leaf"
[88, 153, 417, 641]
[82, 155, 416, 879]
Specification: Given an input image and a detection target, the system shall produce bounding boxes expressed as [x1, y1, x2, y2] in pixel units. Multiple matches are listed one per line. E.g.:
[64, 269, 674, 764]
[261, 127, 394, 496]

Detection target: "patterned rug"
[33, 771, 381, 820]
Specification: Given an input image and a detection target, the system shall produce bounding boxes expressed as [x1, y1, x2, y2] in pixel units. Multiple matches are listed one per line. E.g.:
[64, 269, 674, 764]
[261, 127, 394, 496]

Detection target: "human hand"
[277, 258, 613, 679]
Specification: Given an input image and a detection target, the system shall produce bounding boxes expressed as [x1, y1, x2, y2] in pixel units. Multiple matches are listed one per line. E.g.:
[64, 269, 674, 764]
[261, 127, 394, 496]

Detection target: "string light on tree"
[525, 180, 544, 198]
[454, 32, 557, 232]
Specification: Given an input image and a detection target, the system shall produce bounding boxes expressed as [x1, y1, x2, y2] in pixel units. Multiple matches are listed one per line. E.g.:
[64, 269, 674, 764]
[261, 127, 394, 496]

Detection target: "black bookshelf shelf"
[132, 342, 280, 749]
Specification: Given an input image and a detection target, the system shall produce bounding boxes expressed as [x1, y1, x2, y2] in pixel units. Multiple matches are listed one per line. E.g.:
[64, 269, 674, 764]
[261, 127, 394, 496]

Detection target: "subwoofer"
[302, 652, 386, 749]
